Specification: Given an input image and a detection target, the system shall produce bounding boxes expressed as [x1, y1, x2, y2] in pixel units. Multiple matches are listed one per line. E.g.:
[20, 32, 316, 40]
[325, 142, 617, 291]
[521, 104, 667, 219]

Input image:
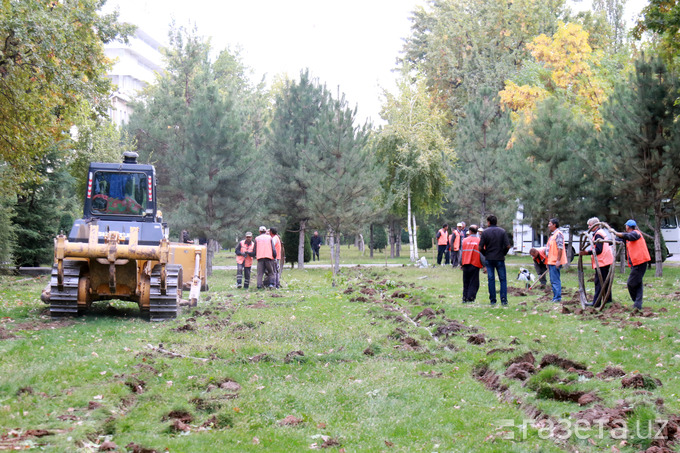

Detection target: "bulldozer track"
[149, 264, 182, 321]
[50, 260, 87, 318]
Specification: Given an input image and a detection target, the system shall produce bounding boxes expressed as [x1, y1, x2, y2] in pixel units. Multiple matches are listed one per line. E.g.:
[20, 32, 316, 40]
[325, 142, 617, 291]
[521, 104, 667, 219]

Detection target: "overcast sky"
[103, 0, 648, 125]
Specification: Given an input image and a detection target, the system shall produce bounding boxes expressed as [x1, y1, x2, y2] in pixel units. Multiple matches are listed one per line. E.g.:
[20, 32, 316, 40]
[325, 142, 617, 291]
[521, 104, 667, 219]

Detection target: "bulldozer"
[40, 152, 207, 321]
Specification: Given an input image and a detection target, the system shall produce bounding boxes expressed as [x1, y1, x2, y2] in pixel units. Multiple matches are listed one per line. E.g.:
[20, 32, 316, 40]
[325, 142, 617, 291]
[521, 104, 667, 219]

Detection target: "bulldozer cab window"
[91, 171, 148, 216]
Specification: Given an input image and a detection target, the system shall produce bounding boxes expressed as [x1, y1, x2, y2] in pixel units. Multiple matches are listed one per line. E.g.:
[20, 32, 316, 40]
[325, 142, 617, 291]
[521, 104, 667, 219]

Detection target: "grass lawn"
[1, 250, 679, 452]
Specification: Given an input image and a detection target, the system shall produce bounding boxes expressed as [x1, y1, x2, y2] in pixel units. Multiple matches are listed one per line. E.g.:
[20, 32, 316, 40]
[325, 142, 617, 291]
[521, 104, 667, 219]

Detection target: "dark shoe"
[501, 302, 508, 306]
[244, 285, 249, 289]
[237, 285, 242, 289]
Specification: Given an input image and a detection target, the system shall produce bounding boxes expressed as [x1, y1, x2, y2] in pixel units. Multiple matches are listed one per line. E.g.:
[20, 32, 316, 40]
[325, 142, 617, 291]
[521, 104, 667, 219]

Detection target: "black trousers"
[533, 262, 547, 285]
[437, 245, 449, 265]
[593, 265, 611, 306]
[462, 264, 480, 301]
[627, 262, 647, 309]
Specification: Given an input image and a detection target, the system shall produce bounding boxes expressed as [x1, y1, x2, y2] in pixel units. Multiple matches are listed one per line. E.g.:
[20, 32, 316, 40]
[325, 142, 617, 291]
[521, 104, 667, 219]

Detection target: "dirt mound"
[504, 362, 535, 381]
[539, 354, 587, 371]
[434, 320, 476, 338]
[343, 287, 354, 294]
[567, 367, 594, 379]
[163, 410, 193, 424]
[597, 366, 626, 379]
[467, 334, 487, 345]
[349, 296, 368, 303]
[507, 287, 529, 297]
[504, 352, 535, 368]
[572, 403, 633, 429]
[472, 364, 508, 392]
[360, 287, 377, 296]
[391, 290, 408, 298]
[621, 374, 662, 390]
[414, 308, 436, 321]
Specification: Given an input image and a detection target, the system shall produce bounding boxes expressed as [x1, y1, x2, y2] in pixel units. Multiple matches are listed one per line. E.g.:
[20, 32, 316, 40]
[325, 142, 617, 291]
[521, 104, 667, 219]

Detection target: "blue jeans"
[485, 260, 507, 304]
[548, 264, 561, 301]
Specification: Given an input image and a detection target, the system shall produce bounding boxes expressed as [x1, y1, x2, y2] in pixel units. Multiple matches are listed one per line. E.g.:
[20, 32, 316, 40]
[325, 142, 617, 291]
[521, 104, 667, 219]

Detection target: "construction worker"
[546, 218, 568, 303]
[614, 219, 651, 310]
[435, 224, 450, 265]
[270, 227, 282, 289]
[450, 222, 464, 267]
[235, 232, 256, 289]
[579, 217, 614, 307]
[479, 215, 511, 306]
[529, 247, 548, 289]
[460, 225, 486, 303]
[254, 226, 277, 289]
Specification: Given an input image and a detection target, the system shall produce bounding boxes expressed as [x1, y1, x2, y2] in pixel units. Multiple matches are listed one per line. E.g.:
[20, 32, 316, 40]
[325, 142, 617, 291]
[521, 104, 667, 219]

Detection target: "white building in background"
[105, 29, 164, 126]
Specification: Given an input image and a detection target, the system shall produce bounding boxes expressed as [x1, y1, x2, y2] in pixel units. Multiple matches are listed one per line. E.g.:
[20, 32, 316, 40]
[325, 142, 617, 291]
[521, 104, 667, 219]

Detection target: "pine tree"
[598, 56, 680, 277]
[266, 70, 329, 269]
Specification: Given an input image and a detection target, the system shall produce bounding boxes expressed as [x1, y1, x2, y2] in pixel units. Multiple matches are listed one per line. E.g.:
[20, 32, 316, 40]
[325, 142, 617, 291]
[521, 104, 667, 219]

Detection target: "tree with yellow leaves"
[499, 22, 610, 128]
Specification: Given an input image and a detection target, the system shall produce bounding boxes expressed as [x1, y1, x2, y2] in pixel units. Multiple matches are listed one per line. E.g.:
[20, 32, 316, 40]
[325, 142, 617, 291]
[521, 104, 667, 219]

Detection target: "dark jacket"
[479, 225, 510, 261]
[310, 235, 322, 250]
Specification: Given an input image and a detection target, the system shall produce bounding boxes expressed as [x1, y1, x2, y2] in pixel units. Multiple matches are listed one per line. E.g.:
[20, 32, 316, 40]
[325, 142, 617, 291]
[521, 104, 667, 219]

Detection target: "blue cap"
[625, 219, 637, 228]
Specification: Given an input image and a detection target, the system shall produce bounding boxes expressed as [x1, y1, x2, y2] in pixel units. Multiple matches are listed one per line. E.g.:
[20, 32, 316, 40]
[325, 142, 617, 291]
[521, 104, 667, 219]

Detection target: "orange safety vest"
[255, 234, 274, 260]
[547, 230, 568, 265]
[461, 236, 482, 268]
[626, 230, 651, 267]
[591, 229, 614, 269]
[533, 248, 547, 265]
[451, 229, 462, 251]
[272, 235, 281, 261]
[236, 240, 254, 267]
[437, 228, 449, 246]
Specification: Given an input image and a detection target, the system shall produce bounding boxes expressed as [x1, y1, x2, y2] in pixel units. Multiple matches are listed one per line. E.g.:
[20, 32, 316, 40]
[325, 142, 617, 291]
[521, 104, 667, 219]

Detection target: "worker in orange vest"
[235, 232, 256, 289]
[254, 226, 277, 289]
[450, 222, 464, 267]
[579, 217, 614, 307]
[614, 219, 651, 310]
[546, 218, 567, 303]
[270, 227, 282, 289]
[435, 224, 450, 265]
[529, 247, 548, 289]
[460, 225, 486, 303]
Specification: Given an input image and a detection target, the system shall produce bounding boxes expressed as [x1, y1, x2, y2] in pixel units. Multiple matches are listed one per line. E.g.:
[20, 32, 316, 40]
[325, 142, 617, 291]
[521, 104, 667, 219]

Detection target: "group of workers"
[234, 226, 282, 290]
[438, 215, 651, 310]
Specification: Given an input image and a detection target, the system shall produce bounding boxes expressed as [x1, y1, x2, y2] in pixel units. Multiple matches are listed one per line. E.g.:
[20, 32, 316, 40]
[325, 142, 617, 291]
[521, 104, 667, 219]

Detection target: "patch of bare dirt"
[572, 403, 633, 429]
[246, 300, 269, 309]
[467, 334, 487, 345]
[596, 366, 626, 379]
[414, 308, 436, 321]
[504, 362, 535, 381]
[125, 378, 146, 394]
[278, 415, 303, 426]
[507, 287, 529, 297]
[349, 296, 368, 303]
[567, 367, 594, 379]
[504, 352, 535, 368]
[164, 410, 193, 425]
[539, 354, 587, 371]
[391, 290, 408, 298]
[360, 287, 377, 296]
[434, 320, 477, 338]
[248, 353, 269, 363]
[621, 373, 662, 390]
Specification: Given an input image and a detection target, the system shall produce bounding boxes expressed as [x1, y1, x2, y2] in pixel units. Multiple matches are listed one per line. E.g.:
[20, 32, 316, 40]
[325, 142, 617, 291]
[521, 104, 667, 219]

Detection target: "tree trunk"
[654, 207, 663, 277]
[357, 234, 365, 254]
[298, 219, 306, 270]
[396, 221, 401, 257]
[407, 189, 416, 262]
[206, 238, 218, 277]
[369, 224, 374, 258]
[389, 221, 395, 258]
[412, 212, 419, 261]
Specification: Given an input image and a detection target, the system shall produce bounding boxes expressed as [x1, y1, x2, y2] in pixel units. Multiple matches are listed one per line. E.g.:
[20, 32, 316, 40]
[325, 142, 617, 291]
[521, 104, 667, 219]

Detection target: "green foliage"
[370, 224, 387, 252]
[626, 405, 659, 450]
[0, 196, 16, 266]
[402, 0, 567, 122]
[598, 56, 680, 275]
[128, 26, 262, 247]
[451, 88, 514, 226]
[417, 224, 434, 251]
[283, 222, 311, 265]
[634, 0, 680, 71]
[0, 0, 133, 196]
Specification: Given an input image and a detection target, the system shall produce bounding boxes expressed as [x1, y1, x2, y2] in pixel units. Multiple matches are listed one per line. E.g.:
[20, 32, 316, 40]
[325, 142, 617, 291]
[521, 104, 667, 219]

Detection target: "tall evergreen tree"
[128, 27, 261, 272]
[452, 88, 513, 226]
[266, 70, 329, 269]
[304, 91, 380, 284]
[598, 56, 680, 277]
